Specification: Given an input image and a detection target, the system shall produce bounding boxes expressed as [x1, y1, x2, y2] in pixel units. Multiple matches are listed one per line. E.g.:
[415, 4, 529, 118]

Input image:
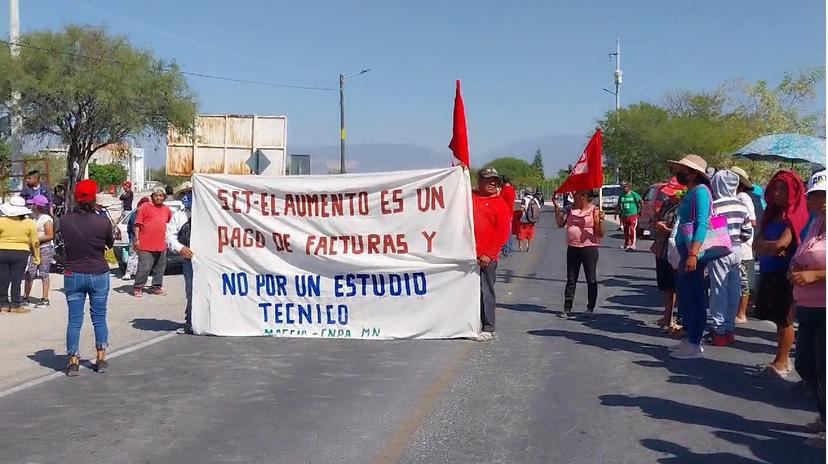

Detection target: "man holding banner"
[472, 168, 512, 340]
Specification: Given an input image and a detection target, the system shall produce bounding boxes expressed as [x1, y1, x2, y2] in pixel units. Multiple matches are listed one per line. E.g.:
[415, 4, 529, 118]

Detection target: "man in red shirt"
[473, 168, 512, 340]
[133, 188, 172, 297]
[499, 176, 517, 257]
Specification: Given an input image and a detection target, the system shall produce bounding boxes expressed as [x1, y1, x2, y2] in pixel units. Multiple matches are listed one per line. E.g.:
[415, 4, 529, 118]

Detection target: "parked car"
[113, 200, 185, 275]
[638, 183, 667, 238]
[600, 184, 623, 212]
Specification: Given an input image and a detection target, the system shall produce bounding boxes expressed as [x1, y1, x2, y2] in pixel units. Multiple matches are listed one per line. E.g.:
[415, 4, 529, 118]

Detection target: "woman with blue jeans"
[668, 155, 711, 360]
[59, 180, 115, 376]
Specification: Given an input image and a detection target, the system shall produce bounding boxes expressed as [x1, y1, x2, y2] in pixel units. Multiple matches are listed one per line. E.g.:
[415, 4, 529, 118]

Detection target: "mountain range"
[290, 134, 590, 176]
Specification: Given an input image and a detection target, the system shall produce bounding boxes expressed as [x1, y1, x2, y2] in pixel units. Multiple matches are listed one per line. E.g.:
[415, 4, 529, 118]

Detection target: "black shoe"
[66, 357, 80, 377]
[558, 311, 573, 319]
[94, 359, 108, 373]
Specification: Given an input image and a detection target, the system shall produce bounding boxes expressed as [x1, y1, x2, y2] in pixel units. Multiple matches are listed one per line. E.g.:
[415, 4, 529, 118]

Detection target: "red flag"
[555, 129, 603, 194]
[448, 80, 470, 167]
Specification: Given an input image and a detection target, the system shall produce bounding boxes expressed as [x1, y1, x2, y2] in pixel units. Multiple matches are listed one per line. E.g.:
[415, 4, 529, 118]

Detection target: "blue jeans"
[183, 260, 193, 329]
[676, 261, 707, 345]
[708, 253, 741, 335]
[65, 272, 110, 356]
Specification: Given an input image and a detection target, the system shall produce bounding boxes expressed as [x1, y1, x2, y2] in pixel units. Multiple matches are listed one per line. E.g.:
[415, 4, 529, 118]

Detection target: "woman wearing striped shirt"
[707, 170, 752, 346]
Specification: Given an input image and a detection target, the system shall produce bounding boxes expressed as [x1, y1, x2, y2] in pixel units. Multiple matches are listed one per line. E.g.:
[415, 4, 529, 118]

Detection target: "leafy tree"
[1, 25, 198, 204]
[482, 157, 543, 189]
[531, 148, 544, 178]
[599, 68, 825, 188]
[88, 162, 127, 190]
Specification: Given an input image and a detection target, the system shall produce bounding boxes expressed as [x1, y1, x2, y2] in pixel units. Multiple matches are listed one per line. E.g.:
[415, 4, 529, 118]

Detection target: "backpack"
[178, 218, 192, 248]
[525, 198, 541, 223]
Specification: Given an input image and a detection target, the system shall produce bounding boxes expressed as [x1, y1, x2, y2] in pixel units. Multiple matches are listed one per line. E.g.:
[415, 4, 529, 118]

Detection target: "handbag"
[667, 225, 681, 270]
[677, 186, 732, 263]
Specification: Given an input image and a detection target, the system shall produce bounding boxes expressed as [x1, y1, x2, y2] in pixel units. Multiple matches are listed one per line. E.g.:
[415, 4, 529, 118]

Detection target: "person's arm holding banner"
[553, 195, 566, 228]
[593, 206, 604, 238]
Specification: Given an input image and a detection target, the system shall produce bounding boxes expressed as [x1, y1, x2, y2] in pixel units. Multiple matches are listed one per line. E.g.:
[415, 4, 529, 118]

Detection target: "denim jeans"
[708, 253, 741, 335]
[183, 259, 193, 330]
[65, 272, 110, 356]
[676, 261, 707, 345]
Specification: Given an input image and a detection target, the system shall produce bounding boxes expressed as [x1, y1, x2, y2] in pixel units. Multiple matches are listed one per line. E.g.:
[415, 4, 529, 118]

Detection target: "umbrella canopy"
[733, 133, 826, 167]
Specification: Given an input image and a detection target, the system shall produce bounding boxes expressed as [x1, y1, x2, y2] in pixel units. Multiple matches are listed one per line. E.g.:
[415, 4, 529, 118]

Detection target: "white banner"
[191, 167, 481, 339]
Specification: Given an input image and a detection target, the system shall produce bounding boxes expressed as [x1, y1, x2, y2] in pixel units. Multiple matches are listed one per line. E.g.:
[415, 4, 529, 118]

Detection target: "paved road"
[0, 212, 822, 464]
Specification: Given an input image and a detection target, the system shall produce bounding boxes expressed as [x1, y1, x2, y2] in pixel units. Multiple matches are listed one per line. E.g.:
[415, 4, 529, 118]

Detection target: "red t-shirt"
[135, 203, 172, 252]
[472, 192, 512, 261]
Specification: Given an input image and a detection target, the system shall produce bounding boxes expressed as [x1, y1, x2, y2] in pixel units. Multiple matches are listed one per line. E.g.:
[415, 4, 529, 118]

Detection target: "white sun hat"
[0, 196, 32, 217]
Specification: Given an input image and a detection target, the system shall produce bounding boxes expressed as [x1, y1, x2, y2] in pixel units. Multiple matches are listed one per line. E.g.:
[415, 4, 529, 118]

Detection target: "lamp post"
[339, 69, 370, 174]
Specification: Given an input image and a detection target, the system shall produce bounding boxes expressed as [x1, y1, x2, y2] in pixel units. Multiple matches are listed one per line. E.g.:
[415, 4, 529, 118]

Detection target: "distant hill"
[480, 134, 591, 175]
[290, 143, 449, 174]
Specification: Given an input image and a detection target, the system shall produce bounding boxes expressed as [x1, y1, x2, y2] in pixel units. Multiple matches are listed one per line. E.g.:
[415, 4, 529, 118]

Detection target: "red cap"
[75, 180, 98, 203]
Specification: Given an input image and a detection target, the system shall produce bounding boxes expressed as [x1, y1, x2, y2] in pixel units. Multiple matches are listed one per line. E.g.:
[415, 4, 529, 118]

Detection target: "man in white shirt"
[166, 182, 194, 334]
[731, 167, 757, 324]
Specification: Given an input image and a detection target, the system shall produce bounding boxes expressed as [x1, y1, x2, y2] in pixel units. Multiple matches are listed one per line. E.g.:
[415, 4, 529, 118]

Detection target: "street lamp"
[339, 69, 370, 174]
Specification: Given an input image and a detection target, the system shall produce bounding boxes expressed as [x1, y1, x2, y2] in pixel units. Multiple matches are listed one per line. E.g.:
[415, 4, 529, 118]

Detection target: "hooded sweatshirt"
[711, 170, 751, 254]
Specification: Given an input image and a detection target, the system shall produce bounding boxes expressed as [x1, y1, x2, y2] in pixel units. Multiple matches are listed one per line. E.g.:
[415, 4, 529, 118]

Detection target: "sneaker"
[66, 356, 80, 377]
[35, 299, 50, 308]
[20, 298, 31, 306]
[669, 340, 691, 352]
[558, 311, 573, 319]
[726, 332, 735, 344]
[805, 432, 826, 448]
[176, 326, 194, 335]
[672, 343, 704, 359]
[94, 359, 108, 373]
[121, 274, 132, 281]
[476, 331, 495, 342]
[133, 287, 144, 298]
[710, 332, 729, 347]
[148, 287, 167, 296]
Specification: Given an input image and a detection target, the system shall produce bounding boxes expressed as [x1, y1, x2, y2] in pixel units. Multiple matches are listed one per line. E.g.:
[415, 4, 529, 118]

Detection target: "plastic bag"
[126, 251, 139, 276]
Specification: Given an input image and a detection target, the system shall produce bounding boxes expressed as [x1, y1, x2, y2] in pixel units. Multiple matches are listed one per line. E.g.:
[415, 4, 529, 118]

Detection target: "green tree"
[88, 162, 127, 189]
[531, 148, 544, 178]
[482, 157, 543, 189]
[1, 25, 198, 204]
[599, 68, 825, 188]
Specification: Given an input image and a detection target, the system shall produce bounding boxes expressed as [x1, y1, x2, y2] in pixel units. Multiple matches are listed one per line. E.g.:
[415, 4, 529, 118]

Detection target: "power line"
[0, 39, 337, 92]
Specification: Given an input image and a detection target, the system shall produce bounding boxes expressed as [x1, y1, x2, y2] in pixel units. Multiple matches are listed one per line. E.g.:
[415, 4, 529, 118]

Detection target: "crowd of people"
[0, 177, 196, 374]
[470, 156, 826, 448]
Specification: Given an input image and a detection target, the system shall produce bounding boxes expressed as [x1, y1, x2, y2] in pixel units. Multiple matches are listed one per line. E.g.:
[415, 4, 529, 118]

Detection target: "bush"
[88, 162, 128, 191]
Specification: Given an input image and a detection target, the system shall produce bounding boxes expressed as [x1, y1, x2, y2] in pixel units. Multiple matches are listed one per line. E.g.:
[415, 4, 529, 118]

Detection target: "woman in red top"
[554, 190, 603, 318]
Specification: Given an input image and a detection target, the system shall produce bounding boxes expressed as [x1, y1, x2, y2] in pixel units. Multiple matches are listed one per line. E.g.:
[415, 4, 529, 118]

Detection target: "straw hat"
[174, 181, 193, 198]
[729, 166, 752, 189]
[667, 154, 709, 180]
[0, 196, 32, 217]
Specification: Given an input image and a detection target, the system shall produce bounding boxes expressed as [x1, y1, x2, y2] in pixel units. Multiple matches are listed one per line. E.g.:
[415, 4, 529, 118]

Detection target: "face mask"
[675, 172, 691, 186]
[181, 192, 192, 210]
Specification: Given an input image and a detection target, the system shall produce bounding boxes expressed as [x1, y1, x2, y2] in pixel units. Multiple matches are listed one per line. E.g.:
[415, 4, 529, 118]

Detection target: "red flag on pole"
[448, 80, 470, 167]
[555, 129, 604, 194]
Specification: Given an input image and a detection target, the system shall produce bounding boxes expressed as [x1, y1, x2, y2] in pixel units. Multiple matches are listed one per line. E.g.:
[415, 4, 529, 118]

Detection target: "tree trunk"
[65, 146, 91, 210]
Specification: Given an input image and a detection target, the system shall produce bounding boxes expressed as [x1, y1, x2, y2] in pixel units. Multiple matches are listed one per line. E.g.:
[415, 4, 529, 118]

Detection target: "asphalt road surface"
[0, 211, 822, 464]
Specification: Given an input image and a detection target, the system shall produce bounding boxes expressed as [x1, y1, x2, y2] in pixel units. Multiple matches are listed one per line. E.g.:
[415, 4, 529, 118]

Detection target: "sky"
[2, 0, 826, 172]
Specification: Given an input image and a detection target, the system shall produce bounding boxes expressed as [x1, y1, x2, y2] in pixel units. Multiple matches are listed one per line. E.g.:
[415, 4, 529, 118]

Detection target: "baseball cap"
[74, 180, 98, 203]
[807, 170, 827, 194]
[25, 194, 49, 207]
[479, 168, 499, 178]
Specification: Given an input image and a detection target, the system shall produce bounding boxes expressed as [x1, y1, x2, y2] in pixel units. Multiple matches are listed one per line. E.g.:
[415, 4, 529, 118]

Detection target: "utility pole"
[338, 69, 369, 174]
[9, 0, 23, 191]
[339, 73, 345, 174]
[610, 38, 622, 112]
